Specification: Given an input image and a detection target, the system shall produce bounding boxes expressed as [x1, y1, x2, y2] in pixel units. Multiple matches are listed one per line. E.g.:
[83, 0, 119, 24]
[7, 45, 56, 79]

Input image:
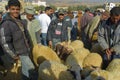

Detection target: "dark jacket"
[47, 18, 68, 42]
[0, 13, 31, 58]
[98, 18, 120, 54]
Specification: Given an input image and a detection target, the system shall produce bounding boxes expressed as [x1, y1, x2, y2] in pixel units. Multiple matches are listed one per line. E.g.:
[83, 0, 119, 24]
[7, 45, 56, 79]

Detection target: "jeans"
[41, 33, 47, 46]
[52, 38, 61, 49]
[71, 26, 77, 41]
[19, 55, 36, 80]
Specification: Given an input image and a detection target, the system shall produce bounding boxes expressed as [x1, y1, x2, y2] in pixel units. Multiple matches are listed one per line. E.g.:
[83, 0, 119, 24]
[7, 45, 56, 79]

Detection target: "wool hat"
[58, 8, 65, 15]
[24, 6, 35, 15]
[102, 11, 110, 17]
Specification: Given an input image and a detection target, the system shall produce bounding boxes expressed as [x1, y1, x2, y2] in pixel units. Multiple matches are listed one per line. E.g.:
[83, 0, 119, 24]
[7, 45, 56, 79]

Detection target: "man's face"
[9, 6, 20, 19]
[47, 9, 53, 15]
[101, 14, 109, 20]
[110, 15, 120, 24]
[26, 13, 34, 21]
[58, 14, 64, 20]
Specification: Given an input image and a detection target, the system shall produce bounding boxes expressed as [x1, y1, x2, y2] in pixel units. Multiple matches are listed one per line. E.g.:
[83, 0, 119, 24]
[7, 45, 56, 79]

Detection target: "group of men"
[0, 0, 120, 80]
[0, 0, 72, 80]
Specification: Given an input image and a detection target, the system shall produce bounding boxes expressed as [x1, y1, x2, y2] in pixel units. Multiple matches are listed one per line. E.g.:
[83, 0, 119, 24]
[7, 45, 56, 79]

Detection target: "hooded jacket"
[0, 13, 31, 58]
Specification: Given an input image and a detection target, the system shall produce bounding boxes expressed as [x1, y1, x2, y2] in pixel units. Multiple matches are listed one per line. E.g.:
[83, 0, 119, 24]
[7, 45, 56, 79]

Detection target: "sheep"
[65, 48, 90, 80]
[38, 60, 74, 80]
[70, 40, 84, 50]
[55, 42, 73, 61]
[83, 53, 103, 68]
[1, 60, 21, 80]
[106, 59, 120, 80]
[54, 40, 84, 61]
[106, 59, 120, 72]
[66, 48, 90, 68]
[32, 44, 61, 67]
[81, 53, 103, 78]
[85, 70, 110, 80]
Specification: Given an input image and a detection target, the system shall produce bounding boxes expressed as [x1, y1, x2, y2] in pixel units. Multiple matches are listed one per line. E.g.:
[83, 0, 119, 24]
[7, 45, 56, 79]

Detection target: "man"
[98, 7, 120, 69]
[47, 9, 68, 49]
[64, 10, 72, 41]
[80, 8, 93, 50]
[23, 5, 41, 47]
[90, 11, 110, 54]
[38, 6, 52, 46]
[0, 0, 36, 80]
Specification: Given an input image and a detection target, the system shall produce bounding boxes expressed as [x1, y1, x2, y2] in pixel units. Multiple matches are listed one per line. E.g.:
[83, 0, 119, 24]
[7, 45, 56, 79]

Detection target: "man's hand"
[13, 55, 19, 61]
[110, 48, 114, 53]
[105, 49, 111, 60]
[49, 41, 52, 48]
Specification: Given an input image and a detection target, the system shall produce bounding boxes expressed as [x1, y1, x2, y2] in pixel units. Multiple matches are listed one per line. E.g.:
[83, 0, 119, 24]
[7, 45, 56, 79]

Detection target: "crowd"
[0, 0, 120, 80]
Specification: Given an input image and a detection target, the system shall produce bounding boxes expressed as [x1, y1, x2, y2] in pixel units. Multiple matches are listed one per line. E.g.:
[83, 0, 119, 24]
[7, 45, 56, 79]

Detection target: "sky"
[23, 0, 120, 2]
[43, 0, 120, 3]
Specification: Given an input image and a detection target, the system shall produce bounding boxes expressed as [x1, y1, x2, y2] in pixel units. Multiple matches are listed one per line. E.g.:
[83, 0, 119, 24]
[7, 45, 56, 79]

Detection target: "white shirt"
[38, 13, 51, 33]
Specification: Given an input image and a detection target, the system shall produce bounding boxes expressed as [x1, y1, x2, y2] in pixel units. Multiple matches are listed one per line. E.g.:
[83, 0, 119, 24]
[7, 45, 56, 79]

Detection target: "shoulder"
[51, 19, 58, 24]
[1, 20, 13, 27]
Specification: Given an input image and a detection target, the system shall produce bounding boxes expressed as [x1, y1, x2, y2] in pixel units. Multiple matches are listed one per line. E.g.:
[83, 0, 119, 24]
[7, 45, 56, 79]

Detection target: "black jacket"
[0, 13, 31, 58]
[47, 18, 68, 42]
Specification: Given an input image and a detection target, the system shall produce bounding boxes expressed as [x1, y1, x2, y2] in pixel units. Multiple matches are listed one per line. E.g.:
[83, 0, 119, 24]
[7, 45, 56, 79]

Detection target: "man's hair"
[5, 5, 8, 11]
[110, 7, 120, 16]
[8, 0, 21, 8]
[85, 8, 90, 12]
[45, 7, 52, 12]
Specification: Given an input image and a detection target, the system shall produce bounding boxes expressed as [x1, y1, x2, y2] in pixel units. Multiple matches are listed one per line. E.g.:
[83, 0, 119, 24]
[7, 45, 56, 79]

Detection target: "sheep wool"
[70, 40, 84, 50]
[83, 53, 102, 68]
[38, 60, 74, 80]
[32, 44, 61, 67]
[106, 59, 120, 80]
[85, 70, 110, 80]
[66, 48, 90, 68]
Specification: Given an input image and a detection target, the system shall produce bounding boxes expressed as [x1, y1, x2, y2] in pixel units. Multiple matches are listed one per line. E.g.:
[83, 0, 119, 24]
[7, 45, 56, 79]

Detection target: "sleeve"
[63, 22, 68, 41]
[35, 30, 41, 44]
[47, 21, 53, 41]
[98, 26, 109, 51]
[111, 29, 120, 54]
[112, 42, 120, 54]
[47, 17, 51, 27]
[68, 19, 72, 28]
[34, 20, 41, 32]
[0, 22, 16, 58]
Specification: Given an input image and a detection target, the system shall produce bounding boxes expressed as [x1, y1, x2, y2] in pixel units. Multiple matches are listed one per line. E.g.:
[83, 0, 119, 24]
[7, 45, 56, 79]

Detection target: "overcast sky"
[25, 0, 120, 2]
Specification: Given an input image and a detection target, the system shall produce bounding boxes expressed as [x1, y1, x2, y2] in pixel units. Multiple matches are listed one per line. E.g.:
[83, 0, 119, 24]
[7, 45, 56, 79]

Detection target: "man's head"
[110, 7, 120, 24]
[58, 9, 65, 20]
[24, 6, 35, 21]
[101, 11, 110, 20]
[8, 0, 21, 19]
[45, 6, 52, 16]
[85, 8, 90, 13]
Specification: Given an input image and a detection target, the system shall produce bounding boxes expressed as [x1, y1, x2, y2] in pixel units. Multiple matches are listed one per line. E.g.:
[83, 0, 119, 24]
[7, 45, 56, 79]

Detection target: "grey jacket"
[0, 13, 31, 58]
[98, 19, 120, 54]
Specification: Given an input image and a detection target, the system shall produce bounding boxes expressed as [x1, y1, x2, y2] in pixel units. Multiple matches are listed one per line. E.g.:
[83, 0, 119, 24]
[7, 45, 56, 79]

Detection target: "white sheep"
[38, 60, 74, 80]
[32, 44, 61, 67]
